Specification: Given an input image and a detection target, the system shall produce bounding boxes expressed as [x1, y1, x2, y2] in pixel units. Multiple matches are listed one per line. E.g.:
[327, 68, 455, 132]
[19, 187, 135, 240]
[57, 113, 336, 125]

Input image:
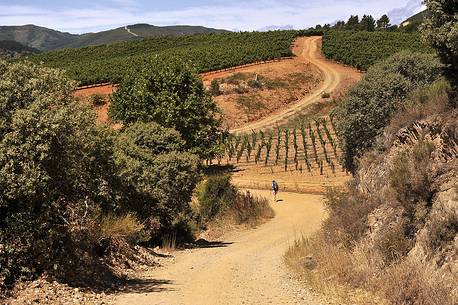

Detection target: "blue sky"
[1, 0, 425, 33]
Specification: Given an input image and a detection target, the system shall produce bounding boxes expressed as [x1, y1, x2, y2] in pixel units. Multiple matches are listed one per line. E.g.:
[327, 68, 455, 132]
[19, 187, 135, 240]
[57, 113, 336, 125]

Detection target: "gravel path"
[113, 190, 327, 305]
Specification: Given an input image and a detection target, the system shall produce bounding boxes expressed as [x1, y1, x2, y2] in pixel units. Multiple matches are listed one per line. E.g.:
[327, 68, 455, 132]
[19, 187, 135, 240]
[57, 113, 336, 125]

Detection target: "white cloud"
[388, 0, 425, 24]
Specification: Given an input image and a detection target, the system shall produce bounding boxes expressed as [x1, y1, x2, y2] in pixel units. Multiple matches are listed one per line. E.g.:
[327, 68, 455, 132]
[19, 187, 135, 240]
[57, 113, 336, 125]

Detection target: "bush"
[91, 93, 106, 106]
[335, 51, 442, 171]
[0, 60, 118, 287]
[210, 79, 221, 96]
[114, 122, 201, 232]
[109, 59, 222, 159]
[376, 260, 455, 305]
[197, 175, 274, 225]
[323, 186, 379, 247]
[99, 213, 145, 244]
[197, 175, 237, 222]
[424, 212, 458, 253]
[389, 140, 435, 233]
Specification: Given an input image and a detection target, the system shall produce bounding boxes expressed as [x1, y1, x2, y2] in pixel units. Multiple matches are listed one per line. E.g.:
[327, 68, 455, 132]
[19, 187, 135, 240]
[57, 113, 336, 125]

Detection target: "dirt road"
[114, 190, 327, 305]
[230, 36, 358, 133]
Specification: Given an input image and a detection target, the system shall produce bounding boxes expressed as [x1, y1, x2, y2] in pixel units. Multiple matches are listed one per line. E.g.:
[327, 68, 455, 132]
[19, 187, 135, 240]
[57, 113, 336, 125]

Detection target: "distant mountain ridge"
[399, 9, 431, 31]
[0, 24, 229, 52]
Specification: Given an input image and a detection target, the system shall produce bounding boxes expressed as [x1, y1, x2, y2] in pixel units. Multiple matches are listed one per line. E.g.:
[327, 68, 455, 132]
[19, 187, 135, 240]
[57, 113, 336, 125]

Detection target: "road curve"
[114, 190, 327, 305]
[230, 36, 343, 134]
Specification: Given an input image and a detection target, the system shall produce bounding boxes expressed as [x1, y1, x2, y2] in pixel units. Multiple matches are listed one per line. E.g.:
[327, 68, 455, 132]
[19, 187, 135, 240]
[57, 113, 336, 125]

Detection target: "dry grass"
[285, 234, 387, 305]
[99, 213, 144, 244]
[285, 232, 457, 305]
[375, 259, 456, 305]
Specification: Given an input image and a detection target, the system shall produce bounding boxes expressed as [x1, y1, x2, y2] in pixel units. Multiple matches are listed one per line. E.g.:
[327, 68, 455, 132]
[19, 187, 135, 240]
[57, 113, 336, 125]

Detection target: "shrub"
[0, 60, 118, 287]
[424, 212, 458, 253]
[375, 219, 413, 264]
[99, 213, 145, 244]
[335, 51, 442, 171]
[389, 140, 435, 233]
[114, 122, 201, 228]
[323, 186, 379, 247]
[210, 79, 221, 96]
[197, 175, 274, 225]
[91, 93, 106, 106]
[109, 59, 222, 159]
[376, 260, 455, 305]
[197, 175, 237, 222]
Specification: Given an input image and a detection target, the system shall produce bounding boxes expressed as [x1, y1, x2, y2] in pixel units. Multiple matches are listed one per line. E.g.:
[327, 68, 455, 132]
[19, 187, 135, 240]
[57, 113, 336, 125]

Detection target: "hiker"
[272, 180, 279, 202]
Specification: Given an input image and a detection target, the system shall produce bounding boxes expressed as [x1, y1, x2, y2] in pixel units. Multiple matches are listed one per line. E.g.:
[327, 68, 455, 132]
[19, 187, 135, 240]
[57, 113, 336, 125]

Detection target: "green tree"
[0, 60, 118, 286]
[360, 15, 376, 31]
[109, 59, 222, 159]
[335, 51, 442, 171]
[114, 122, 201, 224]
[421, 0, 458, 86]
[346, 15, 360, 30]
[377, 14, 391, 29]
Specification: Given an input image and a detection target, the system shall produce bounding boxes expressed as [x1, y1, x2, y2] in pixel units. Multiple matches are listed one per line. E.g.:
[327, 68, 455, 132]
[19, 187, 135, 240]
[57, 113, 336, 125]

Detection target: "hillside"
[0, 25, 78, 51]
[30, 30, 316, 85]
[400, 9, 431, 31]
[0, 24, 229, 51]
[0, 40, 39, 58]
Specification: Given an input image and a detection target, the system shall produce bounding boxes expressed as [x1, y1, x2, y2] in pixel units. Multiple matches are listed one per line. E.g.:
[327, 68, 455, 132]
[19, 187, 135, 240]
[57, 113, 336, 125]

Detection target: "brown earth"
[230, 36, 361, 133]
[73, 36, 361, 132]
[9, 36, 363, 305]
[113, 190, 330, 305]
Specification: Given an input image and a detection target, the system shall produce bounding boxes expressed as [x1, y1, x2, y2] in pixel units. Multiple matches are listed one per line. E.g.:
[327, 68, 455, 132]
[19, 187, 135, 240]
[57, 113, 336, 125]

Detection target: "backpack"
[273, 181, 279, 192]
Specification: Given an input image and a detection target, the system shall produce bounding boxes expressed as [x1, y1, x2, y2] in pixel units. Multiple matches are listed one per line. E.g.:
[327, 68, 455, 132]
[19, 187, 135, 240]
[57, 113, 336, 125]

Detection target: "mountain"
[399, 9, 431, 31]
[0, 25, 79, 51]
[0, 24, 229, 52]
[0, 40, 40, 59]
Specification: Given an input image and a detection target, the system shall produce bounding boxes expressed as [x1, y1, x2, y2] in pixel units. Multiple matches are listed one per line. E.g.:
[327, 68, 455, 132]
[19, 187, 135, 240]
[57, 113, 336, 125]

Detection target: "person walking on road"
[272, 180, 279, 202]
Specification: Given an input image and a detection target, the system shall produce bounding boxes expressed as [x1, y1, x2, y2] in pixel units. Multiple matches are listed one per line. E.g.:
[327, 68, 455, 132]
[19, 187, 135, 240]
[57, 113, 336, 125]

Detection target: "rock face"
[356, 109, 457, 280]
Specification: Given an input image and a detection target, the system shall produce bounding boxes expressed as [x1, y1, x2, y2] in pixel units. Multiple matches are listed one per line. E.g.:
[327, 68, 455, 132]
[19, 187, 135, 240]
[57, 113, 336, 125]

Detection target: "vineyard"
[217, 116, 346, 182]
[29, 30, 321, 86]
[322, 30, 433, 70]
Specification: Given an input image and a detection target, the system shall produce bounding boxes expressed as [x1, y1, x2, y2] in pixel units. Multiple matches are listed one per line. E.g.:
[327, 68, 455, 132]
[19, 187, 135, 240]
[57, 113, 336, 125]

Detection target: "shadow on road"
[116, 278, 175, 294]
[184, 239, 234, 249]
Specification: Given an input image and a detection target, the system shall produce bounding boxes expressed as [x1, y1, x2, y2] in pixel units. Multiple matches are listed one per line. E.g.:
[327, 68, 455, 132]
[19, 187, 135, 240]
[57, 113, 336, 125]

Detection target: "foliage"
[421, 0, 458, 82]
[91, 93, 106, 106]
[0, 60, 118, 287]
[109, 59, 222, 159]
[30, 30, 318, 85]
[360, 15, 376, 31]
[334, 51, 442, 171]
[210, 79, 221, 96]
[197, 175, 237, 222]
[113, 122, 201, 225]
[322, 30, 433, 70]
[197, 175, 274, 225]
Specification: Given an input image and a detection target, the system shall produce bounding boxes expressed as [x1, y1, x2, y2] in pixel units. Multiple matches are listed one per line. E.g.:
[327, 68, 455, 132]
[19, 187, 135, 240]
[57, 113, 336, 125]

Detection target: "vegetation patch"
[322, 31, 433, 70]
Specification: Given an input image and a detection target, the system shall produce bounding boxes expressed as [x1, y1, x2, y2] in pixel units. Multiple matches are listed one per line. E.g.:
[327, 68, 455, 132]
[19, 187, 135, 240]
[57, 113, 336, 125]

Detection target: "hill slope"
[0, 24, 229, 51]
[400, 9, 431, 31]
[30, 30, 309, 85]
[0, 40, 39, 58]
[0, 25, 78, 51]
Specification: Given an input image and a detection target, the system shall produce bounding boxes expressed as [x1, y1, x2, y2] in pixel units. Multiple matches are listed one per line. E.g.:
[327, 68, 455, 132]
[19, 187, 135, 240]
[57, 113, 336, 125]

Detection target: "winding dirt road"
[230, 36, 359, 133]
[114, 190, 327, 305]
